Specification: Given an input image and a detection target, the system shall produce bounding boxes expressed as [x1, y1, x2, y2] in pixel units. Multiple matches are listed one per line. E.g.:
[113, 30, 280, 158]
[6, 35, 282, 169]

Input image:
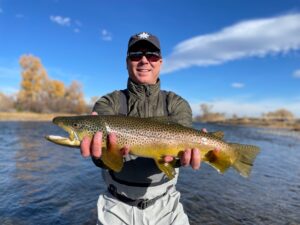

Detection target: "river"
[0, 121, 299, 225]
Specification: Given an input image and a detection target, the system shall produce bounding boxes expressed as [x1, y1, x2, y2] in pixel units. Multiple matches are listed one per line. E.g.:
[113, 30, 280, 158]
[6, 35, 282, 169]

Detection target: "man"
[81, 32, 201, 225]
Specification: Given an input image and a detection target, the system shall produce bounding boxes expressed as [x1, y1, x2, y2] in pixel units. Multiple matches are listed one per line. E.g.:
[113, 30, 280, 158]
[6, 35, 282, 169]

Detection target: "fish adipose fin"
[154, 159, 177, 180]
[229, 143, 260, 177]
[211, 131, 224, 139]
[101, 147, 124, 173]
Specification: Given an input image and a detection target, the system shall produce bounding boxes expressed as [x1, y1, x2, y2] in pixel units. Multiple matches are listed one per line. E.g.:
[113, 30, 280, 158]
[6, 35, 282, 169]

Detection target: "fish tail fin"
[101, 147, 124, 172]
[229, 143, 260, 177]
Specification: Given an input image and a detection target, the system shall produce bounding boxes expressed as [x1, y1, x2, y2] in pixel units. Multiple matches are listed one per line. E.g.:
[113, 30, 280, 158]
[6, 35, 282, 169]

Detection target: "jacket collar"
[127, 78, 161, 99]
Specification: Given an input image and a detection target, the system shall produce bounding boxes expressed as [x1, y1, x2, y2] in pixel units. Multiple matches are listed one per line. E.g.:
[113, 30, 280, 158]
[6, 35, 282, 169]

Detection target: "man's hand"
[163, 128, 208, 170]
[80, 112, 130, 159]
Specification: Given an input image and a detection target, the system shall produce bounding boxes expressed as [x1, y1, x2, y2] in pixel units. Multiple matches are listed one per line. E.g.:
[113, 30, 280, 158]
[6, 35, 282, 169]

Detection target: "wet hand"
[80, 112, 130, 159]
[80, 112, 101, 158]
[163, 128, 208, 169]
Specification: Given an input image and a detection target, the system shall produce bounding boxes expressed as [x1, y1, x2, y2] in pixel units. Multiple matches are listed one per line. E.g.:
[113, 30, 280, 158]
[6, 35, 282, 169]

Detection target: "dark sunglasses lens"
[145, 53, 160, 62]
[129, 53, 143, 61]
[128, 52, 160, 62]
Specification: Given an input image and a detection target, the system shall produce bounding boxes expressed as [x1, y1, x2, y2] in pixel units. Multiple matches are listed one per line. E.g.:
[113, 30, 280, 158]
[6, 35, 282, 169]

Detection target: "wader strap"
[161, 90, 168, 116]
[108, 184, 172, 210]
[118, 89, 128, 115]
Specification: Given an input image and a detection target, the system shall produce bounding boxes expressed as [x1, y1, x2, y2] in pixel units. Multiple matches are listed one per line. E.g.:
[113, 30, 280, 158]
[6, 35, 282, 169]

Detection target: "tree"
[200, 104, 213, 116]
[198, 103, 225, 122]
[0, 92, 15, 112]
[64, 81, 87, 113]
[16, 54, 88, 113]
[17, 55, 50, 112]
[264, 108, 294, 121]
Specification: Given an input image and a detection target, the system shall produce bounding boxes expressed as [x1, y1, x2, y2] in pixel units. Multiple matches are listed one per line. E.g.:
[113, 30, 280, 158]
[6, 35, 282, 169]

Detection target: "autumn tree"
[63, 81, 87, 113]
[17, 54, 88, 113]
[45, 80, 66, 112]
[0, 92, 15, 112]
[17, 55, 49, 112]
[198, 103, 225, 122]
[200, 104, 213, 116]
[263, 108, 294, 121]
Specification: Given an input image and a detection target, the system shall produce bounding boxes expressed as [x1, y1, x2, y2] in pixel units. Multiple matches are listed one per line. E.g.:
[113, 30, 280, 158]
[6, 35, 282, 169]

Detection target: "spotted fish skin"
[45, 115, 260, 179]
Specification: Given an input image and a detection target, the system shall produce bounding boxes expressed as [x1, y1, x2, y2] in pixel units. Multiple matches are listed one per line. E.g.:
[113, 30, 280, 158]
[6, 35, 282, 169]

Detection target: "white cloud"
[101, 29, 112, 41]
[50, 15, 71, 26]
[231, 82, 244, 88]
[190, 98, 300, 118]
[163, 13, 300, 74]
[74, 28, 80, 33]
[293, 69, 300, 78]
[0, 8, 3, 13]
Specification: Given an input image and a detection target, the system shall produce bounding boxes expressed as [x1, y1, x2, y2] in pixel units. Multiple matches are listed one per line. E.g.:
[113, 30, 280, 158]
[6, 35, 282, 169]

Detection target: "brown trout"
[45, 115, 260, 179]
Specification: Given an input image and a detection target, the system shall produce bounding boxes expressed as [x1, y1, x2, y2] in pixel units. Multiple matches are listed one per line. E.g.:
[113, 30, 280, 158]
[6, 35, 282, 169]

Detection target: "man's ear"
[159, 58, 163, 66]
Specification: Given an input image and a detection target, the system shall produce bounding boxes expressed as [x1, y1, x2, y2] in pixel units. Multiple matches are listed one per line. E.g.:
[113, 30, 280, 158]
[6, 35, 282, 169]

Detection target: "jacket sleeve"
[92, 91, 120, 115]
[166, 91, 193, 128]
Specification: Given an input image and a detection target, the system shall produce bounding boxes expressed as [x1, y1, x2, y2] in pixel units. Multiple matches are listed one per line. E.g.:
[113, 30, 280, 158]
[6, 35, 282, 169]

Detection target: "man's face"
[126, 42, 162, 85]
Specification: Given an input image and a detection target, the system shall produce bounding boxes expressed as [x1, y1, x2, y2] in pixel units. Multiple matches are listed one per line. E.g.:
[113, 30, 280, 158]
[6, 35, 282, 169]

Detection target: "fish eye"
[73, 123, 80, 128]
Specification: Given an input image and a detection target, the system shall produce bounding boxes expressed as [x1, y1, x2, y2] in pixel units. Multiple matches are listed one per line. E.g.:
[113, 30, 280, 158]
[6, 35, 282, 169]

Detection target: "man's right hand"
[80, 112, 102, 158]
[80, 112, 130, 160]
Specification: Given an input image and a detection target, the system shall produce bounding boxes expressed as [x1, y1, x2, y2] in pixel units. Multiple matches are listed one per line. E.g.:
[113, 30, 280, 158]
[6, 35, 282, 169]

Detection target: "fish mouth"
[45, 119, 81, 147]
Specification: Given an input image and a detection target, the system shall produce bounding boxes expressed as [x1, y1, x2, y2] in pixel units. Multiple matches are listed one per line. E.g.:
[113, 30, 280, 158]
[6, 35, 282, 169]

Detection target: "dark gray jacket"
[93, 78, 192, 186]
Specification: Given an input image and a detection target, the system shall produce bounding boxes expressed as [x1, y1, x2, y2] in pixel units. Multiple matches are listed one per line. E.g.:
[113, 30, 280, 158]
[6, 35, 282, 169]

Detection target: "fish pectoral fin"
[204, 149, 231, 174]
[101, 147, 124, 172]
[154, 159, 176, 180]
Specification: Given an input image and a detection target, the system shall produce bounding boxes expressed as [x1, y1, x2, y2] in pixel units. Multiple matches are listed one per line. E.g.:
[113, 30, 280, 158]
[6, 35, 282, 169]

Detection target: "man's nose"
[140, 55, 149, 63]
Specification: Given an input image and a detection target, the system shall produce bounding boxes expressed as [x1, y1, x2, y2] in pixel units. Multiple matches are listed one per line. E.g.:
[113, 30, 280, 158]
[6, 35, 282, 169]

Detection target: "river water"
[0, 121, 299, 225]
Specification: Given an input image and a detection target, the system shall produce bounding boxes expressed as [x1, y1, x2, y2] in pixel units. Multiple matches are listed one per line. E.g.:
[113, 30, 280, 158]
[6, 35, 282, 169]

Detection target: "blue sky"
[0, 0, 300, 117]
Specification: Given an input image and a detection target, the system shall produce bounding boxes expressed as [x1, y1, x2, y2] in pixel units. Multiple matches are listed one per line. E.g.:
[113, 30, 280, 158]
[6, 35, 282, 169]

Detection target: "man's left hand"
[163, 149, 201, 170]
[163, 128, 208, 170]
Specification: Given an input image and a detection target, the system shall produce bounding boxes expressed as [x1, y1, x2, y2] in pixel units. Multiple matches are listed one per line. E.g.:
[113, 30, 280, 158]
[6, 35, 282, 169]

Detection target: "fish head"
[45, 116, 102, 147]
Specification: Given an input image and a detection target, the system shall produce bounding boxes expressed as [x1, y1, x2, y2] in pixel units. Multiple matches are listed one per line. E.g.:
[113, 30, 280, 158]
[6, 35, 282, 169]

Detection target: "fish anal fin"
[101, 147, 123, 172]
[204, 149, 231, 174]
[154, 159, 176, 180]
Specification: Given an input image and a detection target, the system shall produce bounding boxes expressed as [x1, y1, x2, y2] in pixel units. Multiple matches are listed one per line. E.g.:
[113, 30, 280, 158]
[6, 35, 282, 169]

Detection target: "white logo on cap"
[138, 32, 150, 39]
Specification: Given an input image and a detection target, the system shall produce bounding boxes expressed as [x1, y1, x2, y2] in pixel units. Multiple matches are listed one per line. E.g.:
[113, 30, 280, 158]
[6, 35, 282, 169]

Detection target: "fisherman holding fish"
[81, 32, 199, 225]
[46, 31, 259, 224]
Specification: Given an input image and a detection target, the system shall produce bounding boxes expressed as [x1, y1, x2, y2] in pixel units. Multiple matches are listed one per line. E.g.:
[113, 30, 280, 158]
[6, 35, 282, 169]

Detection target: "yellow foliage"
[17, 54, 88, 113]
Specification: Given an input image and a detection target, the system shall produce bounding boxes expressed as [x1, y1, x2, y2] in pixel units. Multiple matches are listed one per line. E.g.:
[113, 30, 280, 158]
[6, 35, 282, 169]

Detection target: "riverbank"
[197, 117, 300, 132]
[2, 112, 299, 132]
[0, 112, 76, 121]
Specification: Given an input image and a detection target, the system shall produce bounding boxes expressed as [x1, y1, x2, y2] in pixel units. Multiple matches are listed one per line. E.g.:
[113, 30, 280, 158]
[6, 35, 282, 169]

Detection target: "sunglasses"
[127, 51, 161, 62]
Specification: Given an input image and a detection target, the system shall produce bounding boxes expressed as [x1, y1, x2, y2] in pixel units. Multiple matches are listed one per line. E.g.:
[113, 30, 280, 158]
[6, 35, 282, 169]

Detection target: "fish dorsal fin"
[211, 131, 224, 139]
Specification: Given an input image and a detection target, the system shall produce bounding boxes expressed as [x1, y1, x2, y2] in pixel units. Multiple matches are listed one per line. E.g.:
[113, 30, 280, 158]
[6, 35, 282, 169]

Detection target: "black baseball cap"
[128, 32, 161, 52]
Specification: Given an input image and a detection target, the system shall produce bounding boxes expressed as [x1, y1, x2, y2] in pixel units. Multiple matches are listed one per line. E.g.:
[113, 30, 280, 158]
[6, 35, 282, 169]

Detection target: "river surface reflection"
[0, 121, 299, 225]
